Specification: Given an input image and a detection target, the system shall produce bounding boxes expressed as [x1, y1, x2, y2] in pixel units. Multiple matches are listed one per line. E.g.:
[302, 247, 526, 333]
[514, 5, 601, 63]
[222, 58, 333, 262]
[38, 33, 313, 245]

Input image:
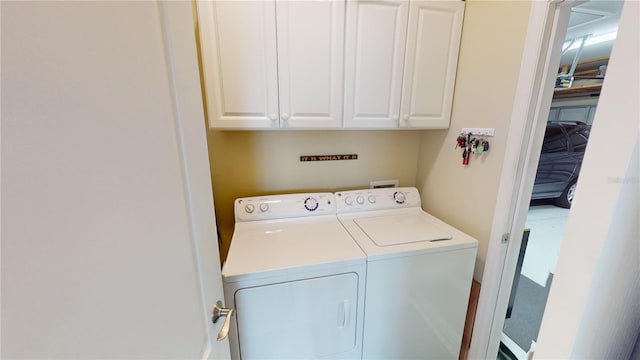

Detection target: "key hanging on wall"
[455, 132, 490, 166]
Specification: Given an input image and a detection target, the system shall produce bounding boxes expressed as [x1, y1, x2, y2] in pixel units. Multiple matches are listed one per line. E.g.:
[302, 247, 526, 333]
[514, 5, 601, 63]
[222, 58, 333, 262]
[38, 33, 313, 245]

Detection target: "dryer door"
[234, 273, 359, 359]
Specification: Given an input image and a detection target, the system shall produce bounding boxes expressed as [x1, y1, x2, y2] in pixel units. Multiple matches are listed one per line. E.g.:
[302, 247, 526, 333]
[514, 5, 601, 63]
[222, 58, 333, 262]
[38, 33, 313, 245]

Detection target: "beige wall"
[207, 130, 422, 262]
[416, 0, 532, 281]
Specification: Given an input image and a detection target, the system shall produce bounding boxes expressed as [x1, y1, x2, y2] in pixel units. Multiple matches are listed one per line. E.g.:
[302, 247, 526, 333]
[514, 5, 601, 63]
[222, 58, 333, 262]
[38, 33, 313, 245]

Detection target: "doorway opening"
[498, 1, 623, 358]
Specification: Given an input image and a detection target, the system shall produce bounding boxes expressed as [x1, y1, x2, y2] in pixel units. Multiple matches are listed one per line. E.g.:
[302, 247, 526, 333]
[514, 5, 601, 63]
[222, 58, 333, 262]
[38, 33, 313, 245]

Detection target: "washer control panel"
[235, 193, 336, 222]
[335, 187, 421, 213]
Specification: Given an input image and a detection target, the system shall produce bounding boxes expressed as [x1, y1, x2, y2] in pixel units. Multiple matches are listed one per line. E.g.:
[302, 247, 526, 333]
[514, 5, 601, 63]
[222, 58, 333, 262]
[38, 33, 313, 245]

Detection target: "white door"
[1, 2, 230, 359]
[276, 0, 345, 129]
[400, 0, 464, 128]
[343, 0, 410, 128]
[198, 1, 280, 129]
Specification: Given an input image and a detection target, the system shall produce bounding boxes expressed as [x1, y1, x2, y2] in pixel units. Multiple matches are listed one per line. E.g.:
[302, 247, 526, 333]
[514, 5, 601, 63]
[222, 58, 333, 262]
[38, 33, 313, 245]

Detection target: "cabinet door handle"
[212, 300, 233, 341]
[403, 114, 410, 121]
[281, 113, 289, 121]
[269, 113, 278, 121]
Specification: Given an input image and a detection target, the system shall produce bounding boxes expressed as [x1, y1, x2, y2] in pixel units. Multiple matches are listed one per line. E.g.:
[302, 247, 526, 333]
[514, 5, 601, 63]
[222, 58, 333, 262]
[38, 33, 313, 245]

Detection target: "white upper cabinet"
[198, 0, 464, 130]
[344, 0, 464, 129]
[198, 1, 279, 129]
[276, 1, 345, 129]
[400, 0, 464, 128]
[198, 0, 345, 130]
[343, 0, 409, 129]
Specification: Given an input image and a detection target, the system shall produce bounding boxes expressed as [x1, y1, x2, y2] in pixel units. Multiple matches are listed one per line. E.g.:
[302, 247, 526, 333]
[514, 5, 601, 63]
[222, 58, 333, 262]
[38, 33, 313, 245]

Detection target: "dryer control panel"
[335, 187, 421, 213]
[235, 193, 336, 222]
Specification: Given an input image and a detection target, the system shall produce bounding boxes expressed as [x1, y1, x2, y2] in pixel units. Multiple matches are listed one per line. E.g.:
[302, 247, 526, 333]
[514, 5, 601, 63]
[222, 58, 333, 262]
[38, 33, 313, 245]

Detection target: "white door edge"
[160, 1, 230, 358]
[159, 2, 212, 354]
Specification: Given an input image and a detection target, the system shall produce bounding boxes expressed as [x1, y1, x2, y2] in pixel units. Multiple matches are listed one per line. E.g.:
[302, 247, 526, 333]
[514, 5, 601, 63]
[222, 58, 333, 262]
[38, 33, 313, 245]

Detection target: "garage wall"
[415, 0, 532, 281]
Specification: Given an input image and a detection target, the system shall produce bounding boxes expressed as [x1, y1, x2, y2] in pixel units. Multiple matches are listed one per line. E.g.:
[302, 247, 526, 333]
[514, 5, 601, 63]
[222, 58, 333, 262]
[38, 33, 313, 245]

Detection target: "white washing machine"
[222, 193, 366, 360]
[335, 187, 478, 359]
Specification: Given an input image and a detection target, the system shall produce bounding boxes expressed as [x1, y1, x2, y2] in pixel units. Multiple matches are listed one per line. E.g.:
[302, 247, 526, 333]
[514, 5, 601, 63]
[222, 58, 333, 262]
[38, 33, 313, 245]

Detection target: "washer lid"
[354, 214, 452, 246]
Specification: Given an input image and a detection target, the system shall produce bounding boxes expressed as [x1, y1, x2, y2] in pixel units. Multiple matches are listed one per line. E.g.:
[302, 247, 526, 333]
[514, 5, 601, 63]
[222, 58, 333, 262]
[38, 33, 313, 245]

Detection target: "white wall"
[536, 1, 640, 357]
[571, 138, 639, 357]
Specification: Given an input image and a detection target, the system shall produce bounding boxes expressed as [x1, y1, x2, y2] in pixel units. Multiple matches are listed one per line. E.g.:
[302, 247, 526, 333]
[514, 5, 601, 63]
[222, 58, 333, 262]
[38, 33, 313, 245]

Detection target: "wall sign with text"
[300, 154, 358, 162]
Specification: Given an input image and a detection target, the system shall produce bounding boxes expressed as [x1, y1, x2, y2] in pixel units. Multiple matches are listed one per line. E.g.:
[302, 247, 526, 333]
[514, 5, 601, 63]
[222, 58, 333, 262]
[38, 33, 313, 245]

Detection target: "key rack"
[455, 131, 491, 166]
[461, 127, 495, 137]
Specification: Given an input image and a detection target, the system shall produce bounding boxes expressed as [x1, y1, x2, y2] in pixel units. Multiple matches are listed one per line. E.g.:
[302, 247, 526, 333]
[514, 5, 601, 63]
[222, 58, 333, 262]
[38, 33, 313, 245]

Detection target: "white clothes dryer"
[335, 187, 478, 359]
[223, 193, 366, 360]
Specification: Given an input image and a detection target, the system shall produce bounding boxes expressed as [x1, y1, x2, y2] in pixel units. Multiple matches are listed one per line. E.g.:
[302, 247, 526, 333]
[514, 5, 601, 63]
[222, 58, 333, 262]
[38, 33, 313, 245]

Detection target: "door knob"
[212, 300, 233, 341]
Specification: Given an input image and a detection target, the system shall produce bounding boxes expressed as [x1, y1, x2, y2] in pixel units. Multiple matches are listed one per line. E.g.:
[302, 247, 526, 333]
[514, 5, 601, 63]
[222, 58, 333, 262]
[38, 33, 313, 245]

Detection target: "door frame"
[468, 0, 584, 358]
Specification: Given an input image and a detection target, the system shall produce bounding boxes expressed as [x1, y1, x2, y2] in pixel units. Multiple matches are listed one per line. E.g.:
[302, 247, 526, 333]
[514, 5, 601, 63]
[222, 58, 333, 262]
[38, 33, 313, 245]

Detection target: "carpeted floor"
[503, 273, 553, 352]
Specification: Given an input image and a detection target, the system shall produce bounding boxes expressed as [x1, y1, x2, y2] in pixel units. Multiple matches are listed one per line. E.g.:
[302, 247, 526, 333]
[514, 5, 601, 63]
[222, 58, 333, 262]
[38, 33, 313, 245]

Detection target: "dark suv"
[531, 121, 591, 208]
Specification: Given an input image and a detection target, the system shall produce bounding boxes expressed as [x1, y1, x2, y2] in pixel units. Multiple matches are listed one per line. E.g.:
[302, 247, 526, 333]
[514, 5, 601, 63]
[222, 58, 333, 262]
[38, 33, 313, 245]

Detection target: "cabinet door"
[276, 1, 345, 129]
[343, 0, 410, 129]
[198, 1, 279, 129]
[400, 0, 464, 128]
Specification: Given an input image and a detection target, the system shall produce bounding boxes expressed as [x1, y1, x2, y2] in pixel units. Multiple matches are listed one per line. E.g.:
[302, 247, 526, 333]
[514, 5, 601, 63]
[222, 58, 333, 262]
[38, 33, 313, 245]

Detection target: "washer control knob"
[393, 191, 406, 204]
[368, 195, 376, 204]
[304, 197, 319, 211]
[244, 204, 255, 214]
[259, 203, 269, 212]
[344, 196, 354, 206]
[356, 196, 365, 205]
